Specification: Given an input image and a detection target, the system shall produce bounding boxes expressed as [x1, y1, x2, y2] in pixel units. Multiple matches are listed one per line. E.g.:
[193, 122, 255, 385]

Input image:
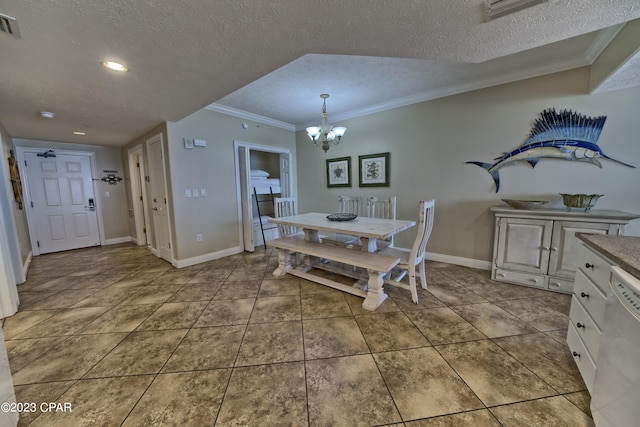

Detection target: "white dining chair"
[367, 196, 396, 248]
[321, 195, 362, 246]
[273, 197, 304, 265]
[273, 197, 301, 238]
[381, 199, 435, 304]
[339, 195, 362, 216]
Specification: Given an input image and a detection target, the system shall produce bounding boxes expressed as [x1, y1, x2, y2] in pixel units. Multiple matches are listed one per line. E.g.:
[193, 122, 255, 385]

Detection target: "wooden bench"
[268, 237, 400, 311]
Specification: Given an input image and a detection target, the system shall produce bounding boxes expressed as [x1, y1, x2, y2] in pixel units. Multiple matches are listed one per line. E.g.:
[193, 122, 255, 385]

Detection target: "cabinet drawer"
[494, 268, 545, 289]
[573, 269, 607, 328]
[566, 323, 596, 394]
[577, 244, 612, 294]
[569, 297, 602, 361]
[547, 277, 574, 294]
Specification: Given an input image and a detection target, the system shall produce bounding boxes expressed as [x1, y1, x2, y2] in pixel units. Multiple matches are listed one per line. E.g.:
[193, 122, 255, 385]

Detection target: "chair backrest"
[410, 200, 435, 264]
[274, 197, 298, 237]
[338, 195, 362, 216]
[367, 196, 397, 247]
[367, 196, 396, 220]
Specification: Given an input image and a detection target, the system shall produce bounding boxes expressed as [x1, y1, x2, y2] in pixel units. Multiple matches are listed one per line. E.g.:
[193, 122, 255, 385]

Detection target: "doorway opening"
[234, 141, 293, 252]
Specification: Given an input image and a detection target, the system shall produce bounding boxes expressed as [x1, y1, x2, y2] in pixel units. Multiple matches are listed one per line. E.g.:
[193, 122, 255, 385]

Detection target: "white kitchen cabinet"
[490, 207, 638, 294]
[566, 243, 614, 394]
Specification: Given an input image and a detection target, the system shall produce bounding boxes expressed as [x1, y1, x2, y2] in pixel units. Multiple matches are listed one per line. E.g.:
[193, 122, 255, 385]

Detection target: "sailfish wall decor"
[466, 108, 635, 192]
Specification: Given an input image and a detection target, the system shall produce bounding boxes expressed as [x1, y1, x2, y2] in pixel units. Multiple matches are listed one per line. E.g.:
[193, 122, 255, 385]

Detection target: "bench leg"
[272, 249, 293, 277]
[362, 270, 388, 311]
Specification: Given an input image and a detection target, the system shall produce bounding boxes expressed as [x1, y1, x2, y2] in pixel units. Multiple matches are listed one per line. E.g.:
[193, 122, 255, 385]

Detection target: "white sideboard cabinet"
[490, 207, 639, 294]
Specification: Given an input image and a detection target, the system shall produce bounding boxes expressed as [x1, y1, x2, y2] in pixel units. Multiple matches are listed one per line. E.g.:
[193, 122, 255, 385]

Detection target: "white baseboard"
[426, 252, 491, 271]
[20, 251, 33, 284]
[104, 236, 132, 245]
[173, 246, 244, 269]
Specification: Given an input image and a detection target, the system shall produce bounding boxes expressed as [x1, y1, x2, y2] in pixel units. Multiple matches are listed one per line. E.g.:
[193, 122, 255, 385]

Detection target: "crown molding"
[296, 57, 590, 130]
[584, 23, 626, 62]
[204, 103, 296, 131]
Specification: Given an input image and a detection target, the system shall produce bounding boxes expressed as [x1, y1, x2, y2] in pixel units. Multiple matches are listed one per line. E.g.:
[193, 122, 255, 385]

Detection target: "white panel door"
[146, 134, 172, 262]
[24, 152, 99, 254]
[238, 146, 254, 252]
[279, 152, 291, 197]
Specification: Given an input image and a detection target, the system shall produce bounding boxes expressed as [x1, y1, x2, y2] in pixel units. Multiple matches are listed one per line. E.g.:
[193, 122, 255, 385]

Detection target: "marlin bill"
[466, 108, 635, 193]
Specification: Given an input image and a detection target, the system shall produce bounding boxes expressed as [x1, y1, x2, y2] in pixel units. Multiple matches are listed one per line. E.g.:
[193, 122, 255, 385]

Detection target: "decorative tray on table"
[326, 213, 357, 222]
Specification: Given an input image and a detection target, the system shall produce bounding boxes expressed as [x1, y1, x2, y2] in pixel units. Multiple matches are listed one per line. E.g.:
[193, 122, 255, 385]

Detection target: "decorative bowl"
[559, 194, 603, 212]
[501, 199, 549, 210]
[326, 213, 357, 222]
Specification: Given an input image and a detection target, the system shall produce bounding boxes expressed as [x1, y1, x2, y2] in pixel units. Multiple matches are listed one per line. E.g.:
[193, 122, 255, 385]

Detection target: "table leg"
[272, 249, 293, 277]
[362, 270, 388, 311]
[360, 237, 378, 252]
[304, 228, 320, 243]
[300, 228, 321, 271]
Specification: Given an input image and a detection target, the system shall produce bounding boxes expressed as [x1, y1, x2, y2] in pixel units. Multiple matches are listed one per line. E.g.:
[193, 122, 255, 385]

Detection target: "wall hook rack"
[101, 174, 123, 185]
[36, 149, 56, 158]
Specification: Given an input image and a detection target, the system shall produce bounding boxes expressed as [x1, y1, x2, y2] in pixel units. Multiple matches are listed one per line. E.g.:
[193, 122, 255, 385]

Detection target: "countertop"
[577, 234, 640, 281]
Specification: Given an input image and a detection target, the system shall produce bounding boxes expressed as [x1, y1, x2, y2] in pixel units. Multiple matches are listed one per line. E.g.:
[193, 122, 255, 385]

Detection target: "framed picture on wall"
[359, 152, 389, 187]
[326, 156, 351, 188]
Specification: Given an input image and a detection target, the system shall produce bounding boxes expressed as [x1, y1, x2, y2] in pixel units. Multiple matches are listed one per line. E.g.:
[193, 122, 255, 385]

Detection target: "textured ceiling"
[1, 0, 639, 146]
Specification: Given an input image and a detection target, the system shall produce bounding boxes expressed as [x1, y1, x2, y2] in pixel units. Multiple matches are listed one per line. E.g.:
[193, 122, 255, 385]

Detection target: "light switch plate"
[194, 139, 206, 147]
[185, 189, 191, 198]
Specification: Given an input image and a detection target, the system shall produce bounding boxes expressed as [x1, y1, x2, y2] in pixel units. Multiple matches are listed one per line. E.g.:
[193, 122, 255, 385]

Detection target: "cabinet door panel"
[548, 221, 617, 278]
[495, 218, 552, 274]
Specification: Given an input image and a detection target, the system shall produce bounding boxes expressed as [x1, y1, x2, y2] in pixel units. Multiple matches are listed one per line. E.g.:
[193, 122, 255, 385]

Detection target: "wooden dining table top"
[268, 212, 415, 240]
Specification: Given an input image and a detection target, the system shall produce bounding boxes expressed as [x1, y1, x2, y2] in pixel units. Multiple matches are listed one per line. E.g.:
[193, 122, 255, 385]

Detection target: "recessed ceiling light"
[101, 61, 128, 72]
[73, 131, 86, 135]
[39, 111, 55, 119]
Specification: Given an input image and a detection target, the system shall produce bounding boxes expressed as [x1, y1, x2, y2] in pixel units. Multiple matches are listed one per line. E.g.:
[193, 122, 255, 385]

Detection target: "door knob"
[153, 207, 158, 211]
[585, 263, 594, 269]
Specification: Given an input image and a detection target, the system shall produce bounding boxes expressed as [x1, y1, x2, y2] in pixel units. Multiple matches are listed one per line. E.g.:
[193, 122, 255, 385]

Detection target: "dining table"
[267, 212, 416, 310]
[268, 212, 415, 252]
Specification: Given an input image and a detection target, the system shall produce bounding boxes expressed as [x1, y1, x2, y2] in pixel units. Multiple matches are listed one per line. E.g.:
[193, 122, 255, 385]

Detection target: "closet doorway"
[235, 141, 292, 252]
[127, 145, 151, 246]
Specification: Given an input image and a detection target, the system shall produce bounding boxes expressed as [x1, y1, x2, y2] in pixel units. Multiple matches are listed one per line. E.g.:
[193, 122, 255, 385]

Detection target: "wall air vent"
[0, 13, 20, 38]
[484, 0, 548, 22]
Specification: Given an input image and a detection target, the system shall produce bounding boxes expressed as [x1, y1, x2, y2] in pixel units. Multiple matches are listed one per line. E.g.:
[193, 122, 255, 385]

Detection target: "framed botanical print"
[326, 156, 351, 188]
[359, 152, 389, 187]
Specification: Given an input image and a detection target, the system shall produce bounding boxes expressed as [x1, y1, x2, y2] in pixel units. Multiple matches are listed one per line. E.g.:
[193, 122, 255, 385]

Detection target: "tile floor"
[2, 243, 595, 426]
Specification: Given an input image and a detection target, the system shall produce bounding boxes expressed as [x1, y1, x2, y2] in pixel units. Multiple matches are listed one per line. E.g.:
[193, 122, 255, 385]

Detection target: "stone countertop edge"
[576, 233, 640, 281]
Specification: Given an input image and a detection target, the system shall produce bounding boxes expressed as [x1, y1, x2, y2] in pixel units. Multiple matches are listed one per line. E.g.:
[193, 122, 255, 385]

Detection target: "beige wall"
[296, 67, 640, 264]
[12, 138, 130, 242]
[166, 109, 296, 261]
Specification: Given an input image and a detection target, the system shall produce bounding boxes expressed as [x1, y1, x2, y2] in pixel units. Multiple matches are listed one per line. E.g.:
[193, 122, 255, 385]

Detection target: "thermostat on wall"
[194, 139, 207, 147]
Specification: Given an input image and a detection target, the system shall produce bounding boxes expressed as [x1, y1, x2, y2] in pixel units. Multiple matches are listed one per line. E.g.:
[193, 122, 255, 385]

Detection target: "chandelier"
[306, 94, 346, 153]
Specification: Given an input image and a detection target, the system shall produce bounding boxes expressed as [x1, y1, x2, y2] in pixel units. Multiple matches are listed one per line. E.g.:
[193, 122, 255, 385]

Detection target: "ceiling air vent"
[484, 0, 548, 22]
[0, 13, 20, 38]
